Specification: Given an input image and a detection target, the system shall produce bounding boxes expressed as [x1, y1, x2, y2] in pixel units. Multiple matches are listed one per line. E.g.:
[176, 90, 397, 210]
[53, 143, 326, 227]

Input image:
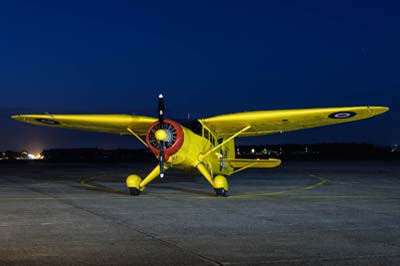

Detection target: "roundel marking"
[328, 111, 356, 119]
[35, 118, 60, 125]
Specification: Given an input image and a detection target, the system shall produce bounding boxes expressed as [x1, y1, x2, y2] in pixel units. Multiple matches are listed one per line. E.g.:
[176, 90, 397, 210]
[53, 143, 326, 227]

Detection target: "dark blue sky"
[1, 0, 398, 153]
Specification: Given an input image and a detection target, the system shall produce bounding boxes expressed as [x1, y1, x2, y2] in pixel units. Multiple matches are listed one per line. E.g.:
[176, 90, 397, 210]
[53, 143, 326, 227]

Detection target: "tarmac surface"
[0, 161, 399, 266]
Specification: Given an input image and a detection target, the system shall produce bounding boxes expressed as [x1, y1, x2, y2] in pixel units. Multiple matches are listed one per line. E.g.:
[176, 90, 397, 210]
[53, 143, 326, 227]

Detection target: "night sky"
[1, 1, 398, 153]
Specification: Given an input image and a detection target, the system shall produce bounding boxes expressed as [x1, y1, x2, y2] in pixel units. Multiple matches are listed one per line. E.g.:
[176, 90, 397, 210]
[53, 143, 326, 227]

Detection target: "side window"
[203, 128, 210, 141]
[211, 134, 218, 146]
[202, 126, 217, 146]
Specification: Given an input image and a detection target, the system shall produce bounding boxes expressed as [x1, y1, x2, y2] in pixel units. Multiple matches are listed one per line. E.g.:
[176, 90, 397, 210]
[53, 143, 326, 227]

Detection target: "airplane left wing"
[200, 106, 389, 137]
[11, 114, 157, 135]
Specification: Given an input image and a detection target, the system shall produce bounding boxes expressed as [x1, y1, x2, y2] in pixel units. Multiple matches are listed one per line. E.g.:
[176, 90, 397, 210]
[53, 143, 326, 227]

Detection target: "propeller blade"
[158, 94, 164, 126]
[159, 147, 165, 178]
[158, 94, 165, 178]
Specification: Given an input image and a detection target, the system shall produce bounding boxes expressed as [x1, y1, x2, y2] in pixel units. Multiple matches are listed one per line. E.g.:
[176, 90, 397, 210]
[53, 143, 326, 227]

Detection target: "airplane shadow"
[77, 179, 215, 197]
[150, 185, 215, 197]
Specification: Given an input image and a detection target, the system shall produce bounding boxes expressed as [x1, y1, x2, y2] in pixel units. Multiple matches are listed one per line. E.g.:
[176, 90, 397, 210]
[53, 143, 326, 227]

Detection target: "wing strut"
[198, 125, 251, 162]
[127, 128, 148, 148]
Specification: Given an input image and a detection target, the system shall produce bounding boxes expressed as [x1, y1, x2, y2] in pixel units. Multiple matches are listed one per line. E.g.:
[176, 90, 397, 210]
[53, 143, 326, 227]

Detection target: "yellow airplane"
[12, 95, 389, 196]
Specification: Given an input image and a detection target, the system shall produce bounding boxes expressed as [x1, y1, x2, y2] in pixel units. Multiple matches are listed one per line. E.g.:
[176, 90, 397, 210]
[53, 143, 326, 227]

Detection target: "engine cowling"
[146, 119, 184, 161]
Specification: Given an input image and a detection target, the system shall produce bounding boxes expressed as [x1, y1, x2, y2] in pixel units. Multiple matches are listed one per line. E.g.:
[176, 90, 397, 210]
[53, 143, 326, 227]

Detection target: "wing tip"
[369, 106, 389, 116]
[11, 114, 47, 123]
[11, 114, 23, 121]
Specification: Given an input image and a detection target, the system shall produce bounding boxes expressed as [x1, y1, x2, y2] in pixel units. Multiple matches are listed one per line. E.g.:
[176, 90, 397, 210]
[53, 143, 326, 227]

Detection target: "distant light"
[251, 148, 255, 154]
[27, 153, 44, 160]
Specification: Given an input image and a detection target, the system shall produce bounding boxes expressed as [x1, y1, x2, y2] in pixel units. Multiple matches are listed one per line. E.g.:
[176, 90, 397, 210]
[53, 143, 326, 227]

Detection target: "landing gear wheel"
[213, 175, 228, 197]
[215, 188, 228, 197]
[126, 174, 142, 196]
[129, 188, 140, 196]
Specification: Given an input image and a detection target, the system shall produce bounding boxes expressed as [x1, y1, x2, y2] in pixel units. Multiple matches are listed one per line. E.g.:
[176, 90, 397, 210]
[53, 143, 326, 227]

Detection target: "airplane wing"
[11, 114, 157, 135]
[200, 106, 389, 137]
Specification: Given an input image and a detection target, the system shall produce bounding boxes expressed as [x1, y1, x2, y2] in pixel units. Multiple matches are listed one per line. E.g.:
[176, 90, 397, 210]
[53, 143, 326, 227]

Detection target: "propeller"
[146, 96, 184, 177]
[147, 94, 183, 179]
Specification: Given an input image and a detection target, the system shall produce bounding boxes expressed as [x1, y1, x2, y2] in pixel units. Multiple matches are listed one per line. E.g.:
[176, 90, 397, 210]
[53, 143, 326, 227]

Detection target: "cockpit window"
[179, 119, 218, 146]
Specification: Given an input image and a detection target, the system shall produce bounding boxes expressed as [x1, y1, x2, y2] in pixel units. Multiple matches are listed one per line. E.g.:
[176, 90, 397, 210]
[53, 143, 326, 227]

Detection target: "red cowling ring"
[146, 119, 184, 161]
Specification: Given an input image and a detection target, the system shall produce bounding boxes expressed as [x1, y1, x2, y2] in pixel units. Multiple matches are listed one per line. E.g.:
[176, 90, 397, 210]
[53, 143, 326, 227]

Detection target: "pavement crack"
[7, 175, 223, 266]
[59, 201, 225, 266]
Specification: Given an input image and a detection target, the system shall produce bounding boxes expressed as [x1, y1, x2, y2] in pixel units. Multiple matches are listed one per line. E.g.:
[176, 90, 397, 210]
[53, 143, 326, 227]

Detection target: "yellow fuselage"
[165, 126, 233, 176]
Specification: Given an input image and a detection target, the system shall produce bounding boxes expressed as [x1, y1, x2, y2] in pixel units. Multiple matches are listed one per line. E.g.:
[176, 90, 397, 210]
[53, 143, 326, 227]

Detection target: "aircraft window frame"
[202, 126, 217, 146]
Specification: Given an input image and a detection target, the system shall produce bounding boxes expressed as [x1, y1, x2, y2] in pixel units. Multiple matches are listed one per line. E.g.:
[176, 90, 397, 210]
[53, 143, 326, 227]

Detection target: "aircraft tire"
[215, 188, 228, 197]
[129, 188, 140, 196]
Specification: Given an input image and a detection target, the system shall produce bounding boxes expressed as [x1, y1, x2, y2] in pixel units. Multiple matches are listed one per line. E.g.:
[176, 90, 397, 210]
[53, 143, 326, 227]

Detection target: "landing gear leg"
[126, 164, 165, 196]
[196, 163, 229, 197]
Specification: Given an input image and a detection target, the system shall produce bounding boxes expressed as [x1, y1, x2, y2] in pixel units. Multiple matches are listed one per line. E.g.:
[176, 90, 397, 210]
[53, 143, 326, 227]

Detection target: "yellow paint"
[77, 173, 400, 201]
[155, 129, 168, 141]
[126, 174, 142, 189]
[230, 174, 329, 199]
[229, 158, 282, 169]
[12, 105, 389, 195]
[200, 106, 389, 137]
[213, 175, 228, 190]
[11, 114, 156, 135]
[196, 163, 214, 187]
[198, 125, 251, 161]
[140, 165, 162, 188]
[127, 128, 148, 147]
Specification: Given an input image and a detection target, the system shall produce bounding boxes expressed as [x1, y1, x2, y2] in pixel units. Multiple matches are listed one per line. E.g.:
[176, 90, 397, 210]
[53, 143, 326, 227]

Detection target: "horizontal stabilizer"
[228, 158, 281, 169]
